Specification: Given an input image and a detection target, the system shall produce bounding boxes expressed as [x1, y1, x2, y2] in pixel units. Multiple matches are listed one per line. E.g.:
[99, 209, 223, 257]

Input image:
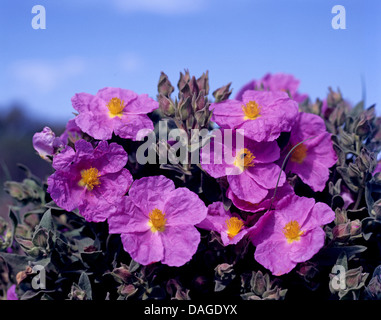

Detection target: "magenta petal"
[289, 228, 326, 263]
[247, 139, 280, 164]
[210, 100, 246, 129]
[113, 114, 154, 141]
[161, 225, 200, 267]
[96, 87, 138, 105]
[97, 169, 132, 200]
[128, 175, 175, 213]
[71, 92, 95, 113]
[47, 171, 84, 212]
[228, 173, 269, 203]
[121, 231, 164, 265]
[275, 194, 316, 227]
[78, 192, 118, 222]
[246, 163, 285, 189]
[75, 110, 113, 141]
[164, 188, 207, 226]
[125, 93, 159, 114]
[92, 141, 128, 174]
[254, 239, 297, 276]
[302, 202, 335, 231]
[288, 157, 330, 192]
[108, 197, 150, 234]
[52, 145, 75, 171]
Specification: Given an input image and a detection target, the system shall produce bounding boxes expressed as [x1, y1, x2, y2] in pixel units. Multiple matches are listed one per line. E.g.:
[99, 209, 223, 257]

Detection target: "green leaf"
[78, 272, 92, 300]
[38, 209, 55, 231]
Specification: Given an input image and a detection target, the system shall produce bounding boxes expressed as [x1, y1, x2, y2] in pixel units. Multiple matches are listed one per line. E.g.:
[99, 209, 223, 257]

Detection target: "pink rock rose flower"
[210, 90, 298, 142]
[72, 87, 158, 141]
[47, 139, 133, 222]
[107, 175, 207, 267]
[249, 193, 335, 275]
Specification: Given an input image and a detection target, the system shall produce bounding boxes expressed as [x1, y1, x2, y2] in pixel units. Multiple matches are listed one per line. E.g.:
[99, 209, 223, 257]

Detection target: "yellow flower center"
[234, 148, 255, 172]
[148, 208, 167, 233]
[79, 167, 101, 190]
[107, 97, 125, 118]
[290, 143, 308, 164]
[226, 217, 244, 239]
[283, 220, 304, 243]
[242, 100, 261, 120]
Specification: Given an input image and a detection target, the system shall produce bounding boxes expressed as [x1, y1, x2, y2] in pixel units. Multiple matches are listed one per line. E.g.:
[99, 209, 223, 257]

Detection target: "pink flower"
[249, 194, 335, 275]
[107, 175, 207, 267]
[197, 202, 248, 246]
[210, 90, 298, 142]
[33, 127, 64, 160]
[72, 87, 158, 141]
[282, 112, 337, 192]
[47, 139, 133, 222]
[201, 131, 286, 204]
[235, 73, 308, 104]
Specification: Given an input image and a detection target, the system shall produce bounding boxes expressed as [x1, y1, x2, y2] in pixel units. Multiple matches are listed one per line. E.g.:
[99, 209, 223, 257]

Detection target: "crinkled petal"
[96, 169, 133, 201]
[47, 171, 84, 212]
[302, 202, 335, 231]
[92, 141, 128, 174]
[108, 197, 151, 234]
[113, 114, 154, 141]
[128, 175, 175, 213]
[96, 87, 138, 106]
[288, 228, 326, 263]
[227, 173, 269, 203]
[254, 239, 296, 276]
[124, 93, 159, 114]
[52, 145, 75, 171]
[121, 231, 164, 265]
[164, 188, 207, 226]
[246, 163, 285, 190]
[161, 225, 200, 267]
[210, 100, 246, 129]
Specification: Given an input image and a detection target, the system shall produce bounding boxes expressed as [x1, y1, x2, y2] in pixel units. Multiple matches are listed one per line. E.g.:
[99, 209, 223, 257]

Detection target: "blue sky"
[0, 0, 380, 125]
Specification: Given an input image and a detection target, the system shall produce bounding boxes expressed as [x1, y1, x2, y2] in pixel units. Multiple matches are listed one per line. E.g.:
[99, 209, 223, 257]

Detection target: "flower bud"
[196, 71, 209, 95]
[350, 219, 362, 236]
[212, 83, 232, 103]
[178, 96, 192, 121]
[332, 222, 351, 241]
[32, 127, 63, 160]
[157, 72, 174, 97]
[158, 94, 175, 117]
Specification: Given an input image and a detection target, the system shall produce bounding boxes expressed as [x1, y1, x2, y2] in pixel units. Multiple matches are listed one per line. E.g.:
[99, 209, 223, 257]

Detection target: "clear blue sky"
[0, 0, 380, 125]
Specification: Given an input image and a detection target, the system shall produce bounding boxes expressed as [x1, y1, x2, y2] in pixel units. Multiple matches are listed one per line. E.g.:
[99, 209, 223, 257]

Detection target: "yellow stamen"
[290, 143, 308, 164]
[148, 208, 167, 233]
[79, 167, 101, 190]
[283, 220, 304, 243]
[226, 217, 244, 239]
[242, 100, 261, 120]
[107, 97, 125, 118]
[234, 148, 255, 172]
